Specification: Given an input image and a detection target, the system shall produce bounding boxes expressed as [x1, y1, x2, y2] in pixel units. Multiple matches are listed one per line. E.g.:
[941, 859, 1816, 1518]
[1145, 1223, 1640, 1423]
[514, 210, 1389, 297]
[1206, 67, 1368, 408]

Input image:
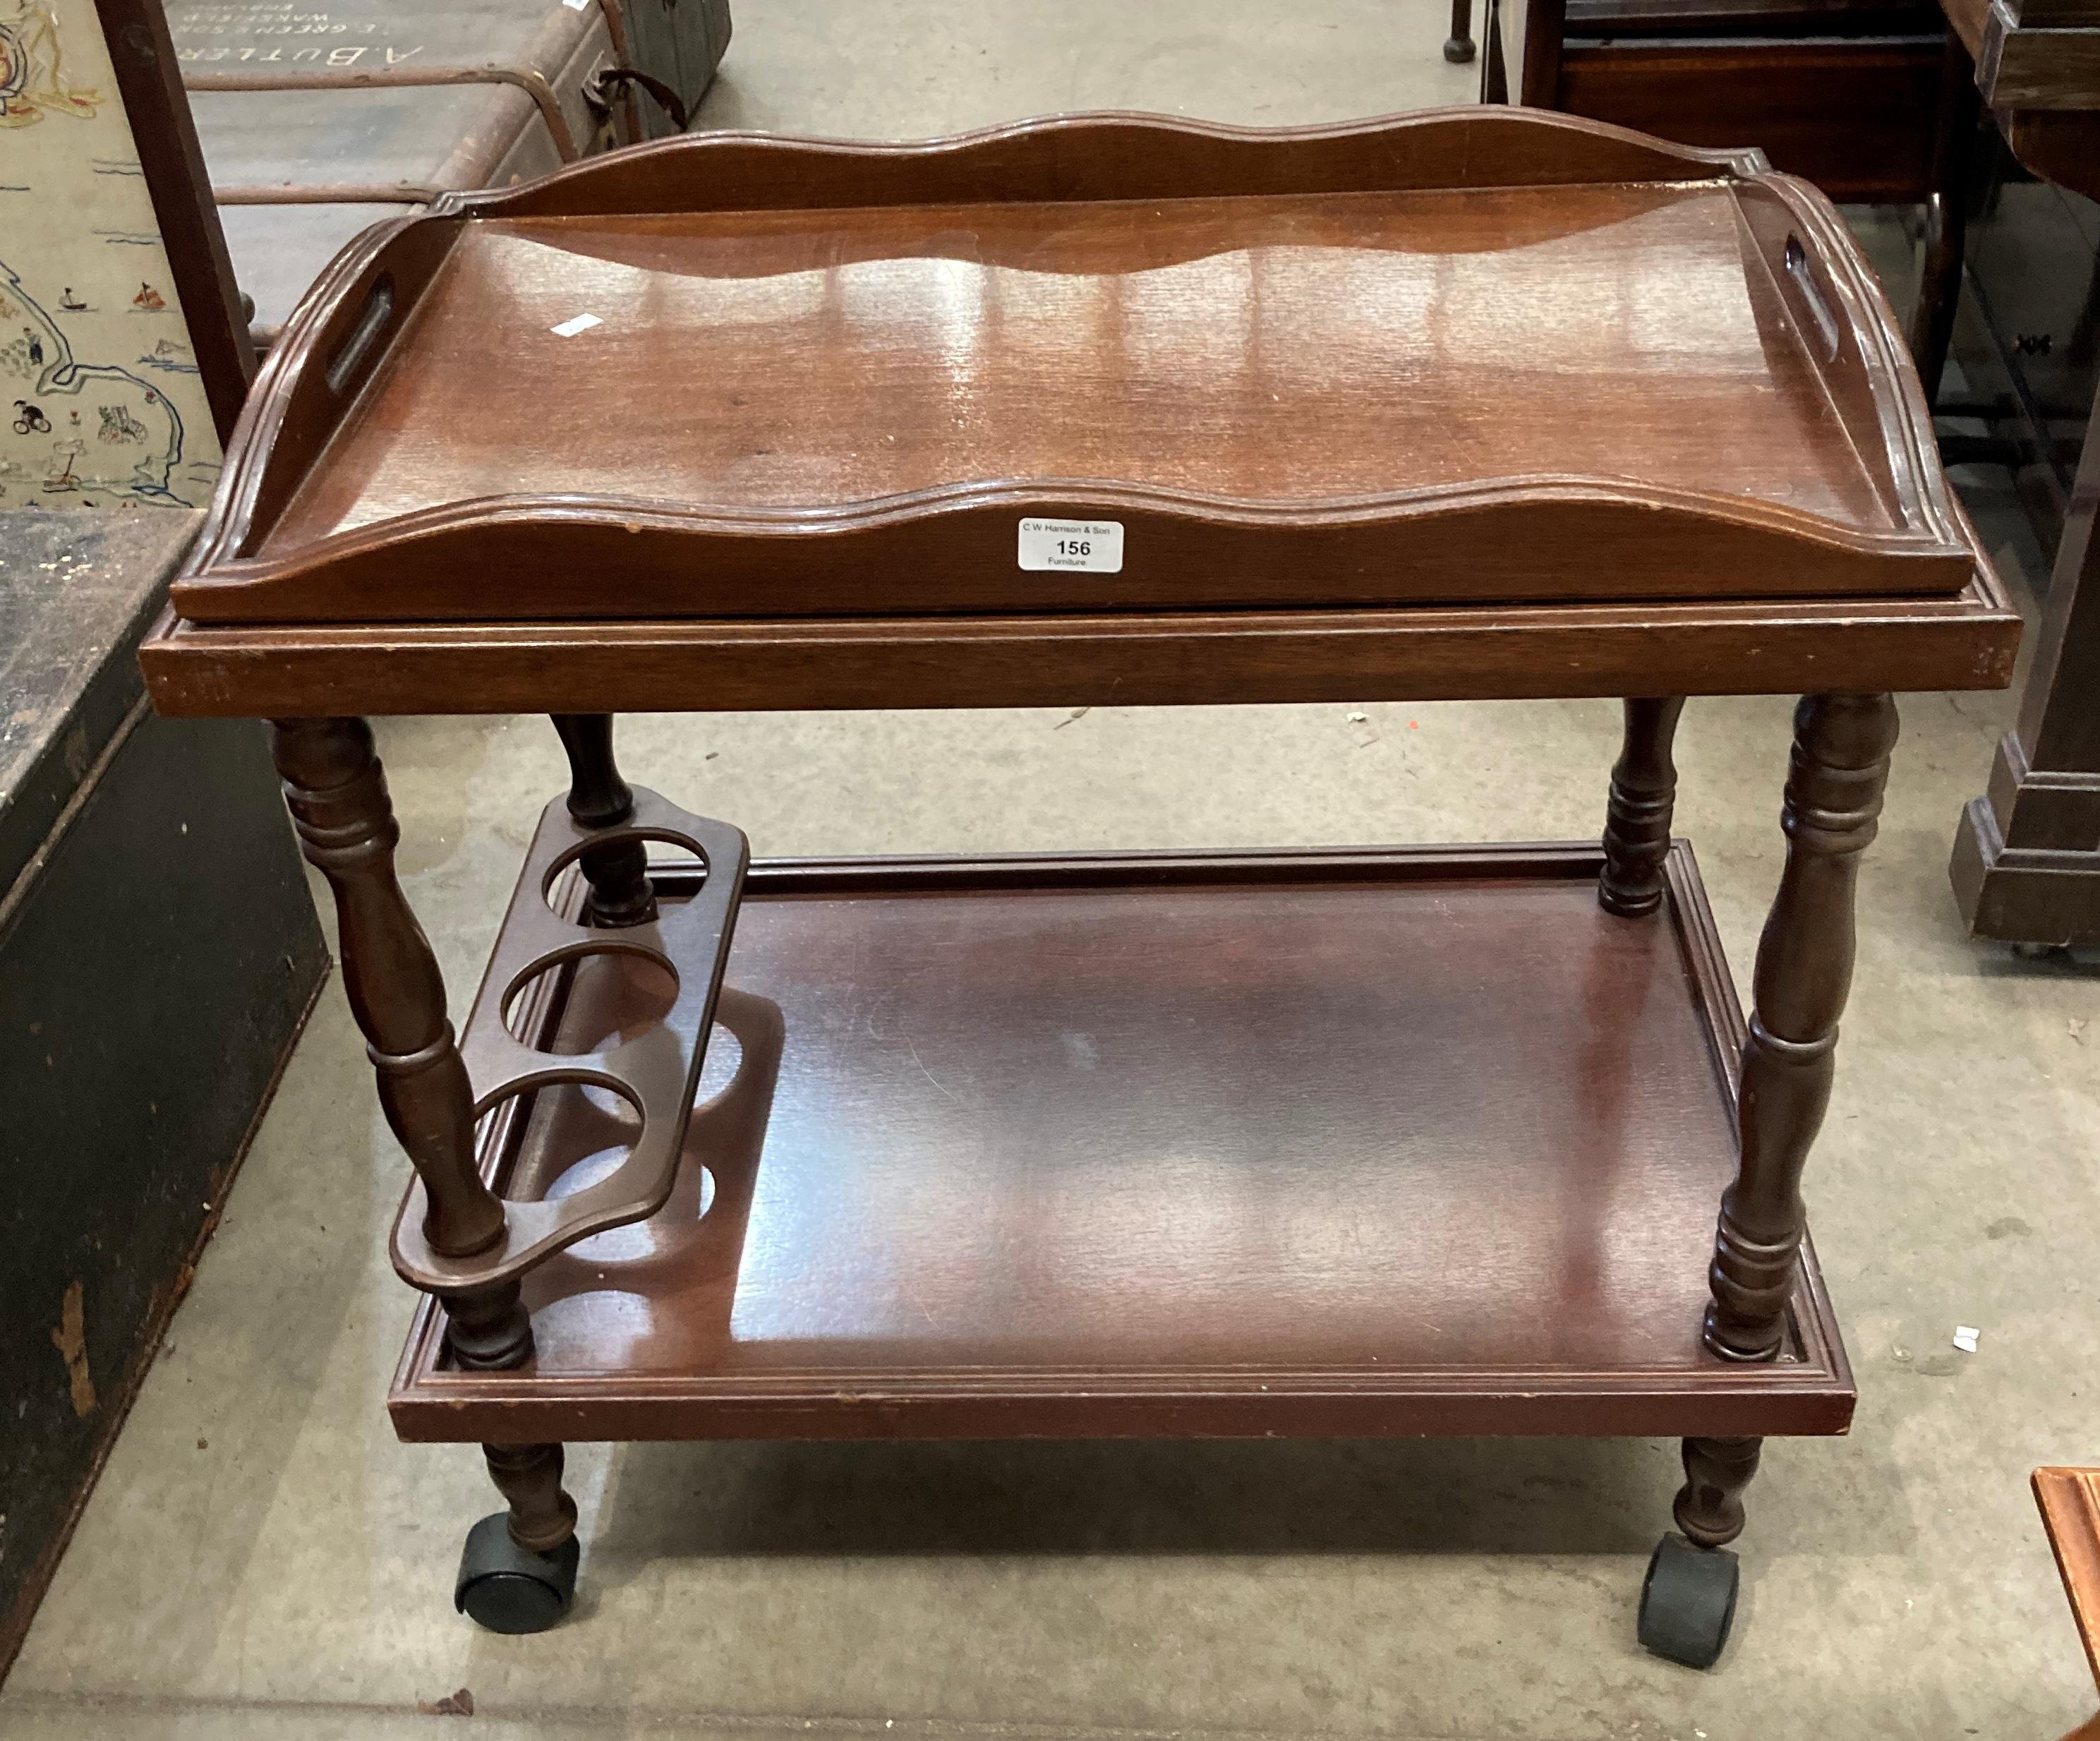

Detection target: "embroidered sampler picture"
[1, 0, 222, 507]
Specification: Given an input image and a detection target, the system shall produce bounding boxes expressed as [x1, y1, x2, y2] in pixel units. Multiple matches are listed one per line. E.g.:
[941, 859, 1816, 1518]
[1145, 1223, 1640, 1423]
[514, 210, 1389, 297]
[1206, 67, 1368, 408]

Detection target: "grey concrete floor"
[6, 3, 2099, 1737]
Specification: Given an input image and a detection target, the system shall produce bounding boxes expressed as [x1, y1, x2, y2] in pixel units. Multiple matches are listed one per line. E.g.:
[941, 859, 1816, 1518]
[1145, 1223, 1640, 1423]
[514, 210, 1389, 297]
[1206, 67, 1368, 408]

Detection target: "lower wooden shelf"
[389, 842, 1854, 1445]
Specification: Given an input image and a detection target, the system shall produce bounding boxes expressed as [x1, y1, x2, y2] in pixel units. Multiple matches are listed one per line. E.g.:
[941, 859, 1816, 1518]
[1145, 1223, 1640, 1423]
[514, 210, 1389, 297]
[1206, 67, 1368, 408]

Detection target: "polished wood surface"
[140, 577, 2022, 719]
[162, 108, 1979, 634]
[389, 843, 1854, 1444]
[265, 187, 1901, 553]
[457, 105, 1762, 215]
[2036, 1467, 2100, 1735]
[1981, 23, 2100, 106]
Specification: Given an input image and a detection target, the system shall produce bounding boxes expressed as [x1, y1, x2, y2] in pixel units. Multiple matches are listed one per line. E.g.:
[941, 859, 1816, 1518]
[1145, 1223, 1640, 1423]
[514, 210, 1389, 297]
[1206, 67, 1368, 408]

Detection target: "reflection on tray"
[511, 985, 785, 1368]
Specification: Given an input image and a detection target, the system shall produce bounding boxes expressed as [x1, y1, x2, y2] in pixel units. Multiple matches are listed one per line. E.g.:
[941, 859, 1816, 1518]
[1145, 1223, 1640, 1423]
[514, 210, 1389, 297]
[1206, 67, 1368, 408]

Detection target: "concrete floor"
[6, 2, 2099, 1736]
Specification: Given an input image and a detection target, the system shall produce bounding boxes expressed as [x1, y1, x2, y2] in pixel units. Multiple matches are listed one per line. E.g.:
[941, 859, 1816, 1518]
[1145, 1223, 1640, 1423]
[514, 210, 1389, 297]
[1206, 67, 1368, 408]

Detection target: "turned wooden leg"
[270, 718, 529, 1368]
[457, 1440, 581, 1629]
[272, 717, 504, 1257]
[1674, 1435, 1762, 1547]
[551, 713, 655, 927]
[1600, 697, 1686, 917]
[1705, 694, 1898, 1361]
[1444, 0, 1476, 62]
[483, 1440, 578, 1553]
[444, 1282, 533, 1373]
[1906, 30, 1980, 406]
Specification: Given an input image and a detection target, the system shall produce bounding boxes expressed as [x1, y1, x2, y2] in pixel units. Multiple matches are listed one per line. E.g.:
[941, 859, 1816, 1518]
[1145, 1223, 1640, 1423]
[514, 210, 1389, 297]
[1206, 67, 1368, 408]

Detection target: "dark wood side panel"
[1557, 40, 1945, 200]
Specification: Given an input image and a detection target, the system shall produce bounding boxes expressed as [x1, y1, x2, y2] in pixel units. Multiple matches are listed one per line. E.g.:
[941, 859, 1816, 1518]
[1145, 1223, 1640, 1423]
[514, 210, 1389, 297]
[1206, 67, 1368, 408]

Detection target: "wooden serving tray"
[389, 842, 1854, 1445]
[177, 107, 1977, 629]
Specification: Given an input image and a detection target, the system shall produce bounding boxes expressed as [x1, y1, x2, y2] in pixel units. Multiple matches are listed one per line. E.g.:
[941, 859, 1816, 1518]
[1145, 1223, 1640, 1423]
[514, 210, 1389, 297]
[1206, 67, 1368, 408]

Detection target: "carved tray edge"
[171, 476, 1977, 626]
[433, 104, 1769, 221]
[1754, 173, 1971, 558]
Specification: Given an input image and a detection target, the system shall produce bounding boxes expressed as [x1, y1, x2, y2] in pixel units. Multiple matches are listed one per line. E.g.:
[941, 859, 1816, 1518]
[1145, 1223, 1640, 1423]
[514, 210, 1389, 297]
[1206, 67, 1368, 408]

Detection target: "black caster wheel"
[454, 1512, 579, 1634]
[1637, 1533, 1739, 1669]
[1443, 34, 1478, 61]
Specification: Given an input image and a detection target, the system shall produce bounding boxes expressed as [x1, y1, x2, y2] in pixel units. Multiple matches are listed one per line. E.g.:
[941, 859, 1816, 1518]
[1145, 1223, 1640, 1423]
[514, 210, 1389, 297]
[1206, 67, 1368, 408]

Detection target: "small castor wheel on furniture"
[454, 1512, 579, 1634]
[1443, 32, 1476, 61]
[1637, 1533, 1739, 1668]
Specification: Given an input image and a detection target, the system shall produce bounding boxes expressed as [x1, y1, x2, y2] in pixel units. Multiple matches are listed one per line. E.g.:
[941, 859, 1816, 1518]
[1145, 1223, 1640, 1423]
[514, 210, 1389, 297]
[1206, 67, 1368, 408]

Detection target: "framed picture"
[2, 0, 250, 509]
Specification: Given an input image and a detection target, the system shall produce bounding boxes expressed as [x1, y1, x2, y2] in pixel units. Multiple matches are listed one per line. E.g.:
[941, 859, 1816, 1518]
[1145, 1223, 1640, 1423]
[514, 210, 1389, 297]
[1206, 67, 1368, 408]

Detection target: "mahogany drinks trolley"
[140, 107, 2021, 1669]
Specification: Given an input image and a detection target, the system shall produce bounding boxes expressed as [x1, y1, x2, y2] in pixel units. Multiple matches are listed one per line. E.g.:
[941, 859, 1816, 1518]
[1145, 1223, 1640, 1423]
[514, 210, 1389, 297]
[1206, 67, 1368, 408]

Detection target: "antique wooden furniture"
[1477, 0, 1974, 399]
[2034, 1469, 2100, 1739]
[1953, 406, 2100, 941]
[1478, 0, 1950, 200]
[139, 107, 2020, 1668]
[1943, 13, 2100, 944]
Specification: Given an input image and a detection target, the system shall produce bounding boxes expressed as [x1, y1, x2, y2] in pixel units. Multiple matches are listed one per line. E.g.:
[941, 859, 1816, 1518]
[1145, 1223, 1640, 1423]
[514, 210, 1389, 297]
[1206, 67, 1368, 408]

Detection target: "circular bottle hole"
[480, 1078, 643, 1191]
[503, 946, 678, 1055]
[541, 829, 708, 918]
[543, 1142, 716, 1263]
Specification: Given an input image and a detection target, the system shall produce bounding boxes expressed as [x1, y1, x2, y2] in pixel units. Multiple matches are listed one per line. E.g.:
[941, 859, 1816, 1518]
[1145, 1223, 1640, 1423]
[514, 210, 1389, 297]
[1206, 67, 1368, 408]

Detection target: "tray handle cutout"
[325, 272, 396, 397]
[1782, 236, 1842, 364]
